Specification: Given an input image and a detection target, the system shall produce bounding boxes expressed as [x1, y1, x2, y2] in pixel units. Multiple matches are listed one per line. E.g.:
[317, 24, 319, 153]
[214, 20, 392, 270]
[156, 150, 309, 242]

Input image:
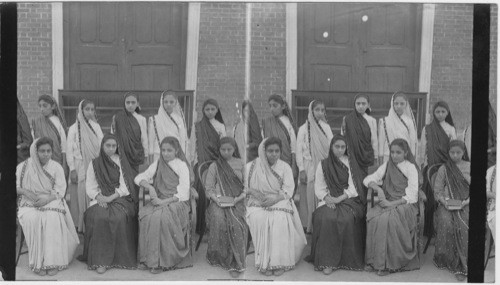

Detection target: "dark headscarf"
[425, 101, 455, 166]
[268, 94, 295, 128]
[195, 99, 224, 163]
[242, 100, 262, 161]
[215, 137, 244, 198]
[444, 140, 470, 200]
[92, 133, 138, 204]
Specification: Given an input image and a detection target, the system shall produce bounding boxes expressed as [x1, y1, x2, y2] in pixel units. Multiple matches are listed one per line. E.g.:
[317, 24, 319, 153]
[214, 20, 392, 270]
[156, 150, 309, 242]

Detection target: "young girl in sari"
[112, 92, 148, 174]
[261, 94, 297, 176]
[32, 94, 68, 168]
[305, 134, 366, 274]
[17, 137, 79, 276]
[433, 140, 470, 281]
[296, 100, 333, 232]
[364, 138, 420, 276]
[378, 91, 418, 164]
[135, 136, 192, 274]
[80, 134, 138, 274]
[17, 98, 33, 163]
[149, 90, 189, 162]
[205, 137, 248, 278]
[66, 100, 103, 233]
[190, 98, 227, 235]
[233, 100, 262, 164]
[418, 101, 456, 242]
[341, 93, 378, 176]
[245, 137, 307, 276]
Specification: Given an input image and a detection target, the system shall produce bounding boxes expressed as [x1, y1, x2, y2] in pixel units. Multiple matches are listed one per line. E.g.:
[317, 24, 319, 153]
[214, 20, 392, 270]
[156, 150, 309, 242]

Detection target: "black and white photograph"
[0, 1, 497, 282]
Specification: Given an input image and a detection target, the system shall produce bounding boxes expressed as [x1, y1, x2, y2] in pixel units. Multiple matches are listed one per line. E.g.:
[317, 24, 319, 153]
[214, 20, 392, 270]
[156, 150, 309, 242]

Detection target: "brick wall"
[196, 3, 246, 133]
[17, 3, 53, 122]
[490, 4, 497, 113]
[430, 4, 474, 135]
[249, 3, 287, 122]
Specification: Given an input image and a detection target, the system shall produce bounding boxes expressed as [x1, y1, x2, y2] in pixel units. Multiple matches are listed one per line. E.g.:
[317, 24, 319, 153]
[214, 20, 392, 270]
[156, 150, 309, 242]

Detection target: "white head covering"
[383, 92, 418, 156]
[154, 91, 189, 153]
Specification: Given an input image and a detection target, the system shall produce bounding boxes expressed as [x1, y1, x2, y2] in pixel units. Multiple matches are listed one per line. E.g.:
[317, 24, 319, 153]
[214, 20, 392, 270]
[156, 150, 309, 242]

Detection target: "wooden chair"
[423, 163, 443, 254]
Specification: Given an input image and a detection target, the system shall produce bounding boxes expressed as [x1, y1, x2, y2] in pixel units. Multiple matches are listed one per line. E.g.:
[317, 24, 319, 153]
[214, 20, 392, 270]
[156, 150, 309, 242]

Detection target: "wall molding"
[419, 4, 436, 124]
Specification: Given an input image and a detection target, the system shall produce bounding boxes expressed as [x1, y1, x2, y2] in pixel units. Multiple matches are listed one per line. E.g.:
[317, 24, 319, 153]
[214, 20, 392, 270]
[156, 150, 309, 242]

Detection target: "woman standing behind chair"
[17, 137, 79, 276]
[149, 90, 189, 162]
[245, 137, 307, 276]
[135, 136, 192, 274]
[341, 93, 378, 176]
[296, 100, 333, 233]
[305, 134, 366, 275]
[205, 137, 248, 278]
[111, 92, 148, 173]
[433, 140, 470, 281]
[364, 138, 420, 276]
[261, 94, 297, 176]
[233, 100, 262, 164]
[80, 134, 138, 274]
[66, 100, 103, 233]
[17, 98, 33, 164]
[32, 94, 68, 169]
[378, 91, 418, 164]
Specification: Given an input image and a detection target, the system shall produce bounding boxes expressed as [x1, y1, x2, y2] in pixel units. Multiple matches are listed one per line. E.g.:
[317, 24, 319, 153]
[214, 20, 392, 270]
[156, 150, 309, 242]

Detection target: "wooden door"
[298, 3, 421, 92]
[64, 2, 187, 91]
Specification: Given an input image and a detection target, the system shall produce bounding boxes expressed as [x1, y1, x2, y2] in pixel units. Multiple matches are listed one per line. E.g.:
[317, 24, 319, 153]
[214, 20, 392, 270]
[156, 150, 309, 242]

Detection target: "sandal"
[96, 267, 107, 274]
[273, 269, 285, 276]
[47, 269, 58, 276]
[322, 268, 334, 275]
[37, 270, 47, 276]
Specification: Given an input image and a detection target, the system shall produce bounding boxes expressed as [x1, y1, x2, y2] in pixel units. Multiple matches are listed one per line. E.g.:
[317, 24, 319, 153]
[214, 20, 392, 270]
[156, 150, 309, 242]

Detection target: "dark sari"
[206, 156, 248, 272]
[262, 116, 293, 166]
[17, 99, 33, 163]
[81, 134, 139, 270]
[342, 107, 374, 176]
[305, 136, 366, 271]
[433, 161, 469, 275]
[245, 101, 262, 162]
[32, 116, 64, 165]
[488, 102, 496, 168]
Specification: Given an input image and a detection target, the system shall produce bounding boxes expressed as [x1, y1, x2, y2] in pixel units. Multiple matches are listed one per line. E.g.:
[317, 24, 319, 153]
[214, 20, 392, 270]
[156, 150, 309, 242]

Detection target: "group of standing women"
[15, 90, 490, 281]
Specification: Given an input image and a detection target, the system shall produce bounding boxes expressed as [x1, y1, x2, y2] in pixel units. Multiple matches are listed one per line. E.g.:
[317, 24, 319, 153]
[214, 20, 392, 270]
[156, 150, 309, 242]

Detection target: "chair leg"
[485, 232, 494, 268]
[423, 235, 432, 254]
[16, 231, 25, 266]
[195, 231, 204, 251]
[246, 233, 254, 255]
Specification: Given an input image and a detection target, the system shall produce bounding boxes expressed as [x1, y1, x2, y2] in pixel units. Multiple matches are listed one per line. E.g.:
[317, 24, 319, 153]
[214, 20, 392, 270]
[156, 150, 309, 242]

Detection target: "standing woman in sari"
[190, 98, 227, 235]
[296, 100, 333, 232]
[233, 100, 262, 164]
[205, 137, 248, 278]
[305, 134, 366, 274]
[433, 140, 470, 281]
[261, 94, 297, 177]
[245, 137, 307, 276]
[16, 137, 79, 276]
[66, 100, 103, 233]
[341, 93, 378, 176]
[149, 90, 189, 162]
[135, 136, 192, 274]
[111, 92, 148, 174]
[17, 98, 33, 163]
[418, 101, 456, 243]
[364, 138, 420, 276]
[463, 102, 497, 167]
[80, 134, 138, 274]
[32, 94, 68, 171]
[378, 91, 418, 164]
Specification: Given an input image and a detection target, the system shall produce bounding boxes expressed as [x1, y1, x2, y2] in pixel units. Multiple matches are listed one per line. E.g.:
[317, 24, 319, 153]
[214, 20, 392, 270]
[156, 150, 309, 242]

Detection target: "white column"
[245, 3, 252, 100]
[52, 2, 64, 103]
[419, 4, 436, 124]
[185, 3, 201, 127]
[286, 3, 298, 107]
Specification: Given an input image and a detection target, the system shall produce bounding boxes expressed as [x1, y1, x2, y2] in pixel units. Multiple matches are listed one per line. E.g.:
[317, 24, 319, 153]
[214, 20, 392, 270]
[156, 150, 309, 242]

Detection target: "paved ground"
[15, 234, 495, 282]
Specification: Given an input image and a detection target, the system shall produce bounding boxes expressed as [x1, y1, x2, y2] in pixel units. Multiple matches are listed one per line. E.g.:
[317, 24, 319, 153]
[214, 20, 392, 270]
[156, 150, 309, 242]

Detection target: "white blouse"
[418, 121, 457, 166]
[363, 160, 418, 204]
[112, 112, 149, 158]
[341, 113, 378, 158]
[66, 121, 104, 171]
[148, 112, 187, 157]
[190, 119, 226, 165]
[378, 115, 417, 160]
[134, 158, 190, 202]
[245, 159, 295, 198]
[296, 120, 333, 172]
[314, 156, 358, 207]
[85, 154, 130, 206]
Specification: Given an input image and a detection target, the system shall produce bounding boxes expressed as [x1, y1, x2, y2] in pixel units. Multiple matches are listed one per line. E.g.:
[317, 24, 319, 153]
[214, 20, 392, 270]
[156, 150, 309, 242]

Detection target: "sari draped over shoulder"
[17, 99, 33, 163]
[262, 116, 293, 166]
[365, 158, 420, 272]
[305, 136, 366, 271]
[206, 157, 248, 272]
[32, 116, 64, 164]
[234, 101, 262, 164]
[343, 110, 374, 175]
[433, 161, 469, 275]
[17, 139, 79, 273]
[245, 139, 306, 273]
[82, 134, 138, 270]
[114, 107, 145, 172]
[138, 155, 192, 271]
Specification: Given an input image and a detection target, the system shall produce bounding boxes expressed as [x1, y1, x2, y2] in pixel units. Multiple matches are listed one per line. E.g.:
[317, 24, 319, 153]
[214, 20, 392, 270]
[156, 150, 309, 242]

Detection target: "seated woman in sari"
[245, 137, 307, 276]
[433, 140, 470, 281]
[233, 100, 262, 164]
[17, 98, 33, 163]
[305, 134, 366, 274]
[296, 100, 332, 233]
[79, 134, 139, 274]
[134, 136, 192, 274]
[16, 137, 79, 276]
[205, 137, 248, 278]
[364, 138, 420, 276]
